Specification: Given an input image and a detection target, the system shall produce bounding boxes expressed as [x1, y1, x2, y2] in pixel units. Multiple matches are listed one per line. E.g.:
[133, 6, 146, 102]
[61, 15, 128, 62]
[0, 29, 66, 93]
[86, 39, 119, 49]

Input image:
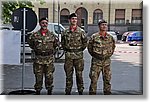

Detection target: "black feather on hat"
[98, 19, 107, 26]
[39, 17, 48, 23]
[69, 13, 77, 19]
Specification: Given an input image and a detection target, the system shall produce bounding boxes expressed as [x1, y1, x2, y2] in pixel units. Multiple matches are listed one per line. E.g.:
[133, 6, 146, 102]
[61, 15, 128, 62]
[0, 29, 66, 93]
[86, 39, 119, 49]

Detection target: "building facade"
[32, 0, 143, 35]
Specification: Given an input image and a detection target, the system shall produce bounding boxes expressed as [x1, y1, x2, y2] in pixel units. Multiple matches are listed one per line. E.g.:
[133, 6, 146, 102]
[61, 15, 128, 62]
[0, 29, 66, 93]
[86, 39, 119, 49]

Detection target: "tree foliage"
[1, 0, 46, 24]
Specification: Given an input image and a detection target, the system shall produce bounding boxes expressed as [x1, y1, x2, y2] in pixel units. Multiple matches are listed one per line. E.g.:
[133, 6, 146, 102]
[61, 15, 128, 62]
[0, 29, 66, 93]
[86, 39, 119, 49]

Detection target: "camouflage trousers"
[64, 58, 84, 94]
[89, 58, 112, 95]
[33, 58, 55, 91]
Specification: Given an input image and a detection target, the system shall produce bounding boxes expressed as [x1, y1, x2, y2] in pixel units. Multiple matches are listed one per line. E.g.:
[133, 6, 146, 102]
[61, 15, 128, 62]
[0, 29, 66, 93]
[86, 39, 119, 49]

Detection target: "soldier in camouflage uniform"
[27, 18, 57, 95]
[88, 20, 115, 95]
[61, 13, 88, 95]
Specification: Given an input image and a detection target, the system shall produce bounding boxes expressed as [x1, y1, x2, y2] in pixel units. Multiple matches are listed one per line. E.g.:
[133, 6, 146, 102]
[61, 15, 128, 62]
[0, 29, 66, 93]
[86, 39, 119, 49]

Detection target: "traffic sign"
[11, 7, 37, 32]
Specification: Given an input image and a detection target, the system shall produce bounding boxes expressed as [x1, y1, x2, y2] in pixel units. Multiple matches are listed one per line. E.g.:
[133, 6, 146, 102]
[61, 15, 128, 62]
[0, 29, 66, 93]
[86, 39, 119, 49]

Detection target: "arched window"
[93, 9, 103, 24]
[75, 7, 88, 32]
[60, 8, 70, 25]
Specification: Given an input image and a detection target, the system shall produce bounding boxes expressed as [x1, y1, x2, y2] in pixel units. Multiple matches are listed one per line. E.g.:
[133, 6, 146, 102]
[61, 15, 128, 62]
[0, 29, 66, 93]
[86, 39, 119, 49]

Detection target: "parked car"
[107, 31, 118, 42]
[0, 25, 14, 30]
[129, 41, 143, 46]
[121, 31, 132, 41]
[0, 26, 11, 30]
[127, 31, 143, 41]
[127, 31, 143, 46]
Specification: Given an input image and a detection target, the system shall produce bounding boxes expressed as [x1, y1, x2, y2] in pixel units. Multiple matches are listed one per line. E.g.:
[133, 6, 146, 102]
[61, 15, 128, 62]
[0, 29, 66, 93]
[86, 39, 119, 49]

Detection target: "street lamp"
[56, 0, 60, 58]
[108, 0, 111, 31]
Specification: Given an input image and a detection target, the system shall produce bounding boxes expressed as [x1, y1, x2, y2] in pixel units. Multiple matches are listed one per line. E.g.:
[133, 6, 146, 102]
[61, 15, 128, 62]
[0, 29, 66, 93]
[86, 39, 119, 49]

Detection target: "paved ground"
[0, 43, 143, 95]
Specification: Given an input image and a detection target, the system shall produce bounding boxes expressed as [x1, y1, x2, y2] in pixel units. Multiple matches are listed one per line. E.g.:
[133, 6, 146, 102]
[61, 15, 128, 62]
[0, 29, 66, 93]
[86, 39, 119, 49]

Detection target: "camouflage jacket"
[88, 32, 115, 60]
[27, 30, 57, 56]
[61, 26, 88, 59]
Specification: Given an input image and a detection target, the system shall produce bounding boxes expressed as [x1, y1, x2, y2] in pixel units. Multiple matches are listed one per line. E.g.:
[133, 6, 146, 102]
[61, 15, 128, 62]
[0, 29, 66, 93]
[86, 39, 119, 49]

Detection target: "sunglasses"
[41, 22, 48, 24]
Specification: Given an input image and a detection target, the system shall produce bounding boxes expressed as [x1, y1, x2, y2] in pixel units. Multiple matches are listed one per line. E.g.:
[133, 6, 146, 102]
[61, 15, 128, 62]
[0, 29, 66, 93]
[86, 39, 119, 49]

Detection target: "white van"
[33, 23, 65, 42]
[107, 31, 118, 42]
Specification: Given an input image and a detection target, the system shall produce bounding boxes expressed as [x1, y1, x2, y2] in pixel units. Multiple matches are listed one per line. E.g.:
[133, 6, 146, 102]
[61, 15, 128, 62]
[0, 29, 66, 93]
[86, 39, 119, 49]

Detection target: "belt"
[93, 55, 103, 60]
[35, 50, 53, 56]
[65, 48, 83, 52]
[93, 56, 110, 60]
[92, 53, 109, 60]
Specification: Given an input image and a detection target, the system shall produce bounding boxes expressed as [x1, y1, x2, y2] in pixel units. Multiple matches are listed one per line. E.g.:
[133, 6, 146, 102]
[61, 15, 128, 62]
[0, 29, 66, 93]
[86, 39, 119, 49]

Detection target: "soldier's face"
[69, 17, 77, 25]
[99, 23, 108, 31]
[40, 20, 48, 30]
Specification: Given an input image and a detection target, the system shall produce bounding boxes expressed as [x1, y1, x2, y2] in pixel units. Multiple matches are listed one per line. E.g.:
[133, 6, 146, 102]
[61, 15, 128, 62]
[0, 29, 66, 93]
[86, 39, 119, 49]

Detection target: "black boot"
[104, 91, 112, 95]
[36, 90, 40, 95]
[65, 92, 71, 95]
[47, 90, 52, 95]
[79, 92, 83, 95]
[89, 91, 96, 95]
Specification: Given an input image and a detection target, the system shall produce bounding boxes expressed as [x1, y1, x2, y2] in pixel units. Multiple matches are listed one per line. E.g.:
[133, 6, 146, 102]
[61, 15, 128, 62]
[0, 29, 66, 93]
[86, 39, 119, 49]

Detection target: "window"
[93, 9, 103, 24]
[115, 9, 125, 24]
[39, 8, 48, 19]
[132, 9, 142, 24]
[54, 25, 64, 34]
[60, 9, 70, 25]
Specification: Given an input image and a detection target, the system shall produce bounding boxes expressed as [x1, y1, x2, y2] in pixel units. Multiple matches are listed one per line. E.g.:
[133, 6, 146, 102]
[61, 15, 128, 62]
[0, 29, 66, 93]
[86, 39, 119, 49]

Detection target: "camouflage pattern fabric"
[61, 26, 88, 94]
[88, 32, 115, 95]
[61, 26, 87, 59]
[33, 57, 55, 91]
[27, 30, 57, 92]
[28, 30, 57, 53]
[64, 58, 84, 93]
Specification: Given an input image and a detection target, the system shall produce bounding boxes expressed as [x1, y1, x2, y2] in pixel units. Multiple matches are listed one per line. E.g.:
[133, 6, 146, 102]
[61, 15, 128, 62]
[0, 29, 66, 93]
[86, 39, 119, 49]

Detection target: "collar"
[40, 29, 48, 36]
[70, 25, 77, 32]
[99, 32, 108, 39]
